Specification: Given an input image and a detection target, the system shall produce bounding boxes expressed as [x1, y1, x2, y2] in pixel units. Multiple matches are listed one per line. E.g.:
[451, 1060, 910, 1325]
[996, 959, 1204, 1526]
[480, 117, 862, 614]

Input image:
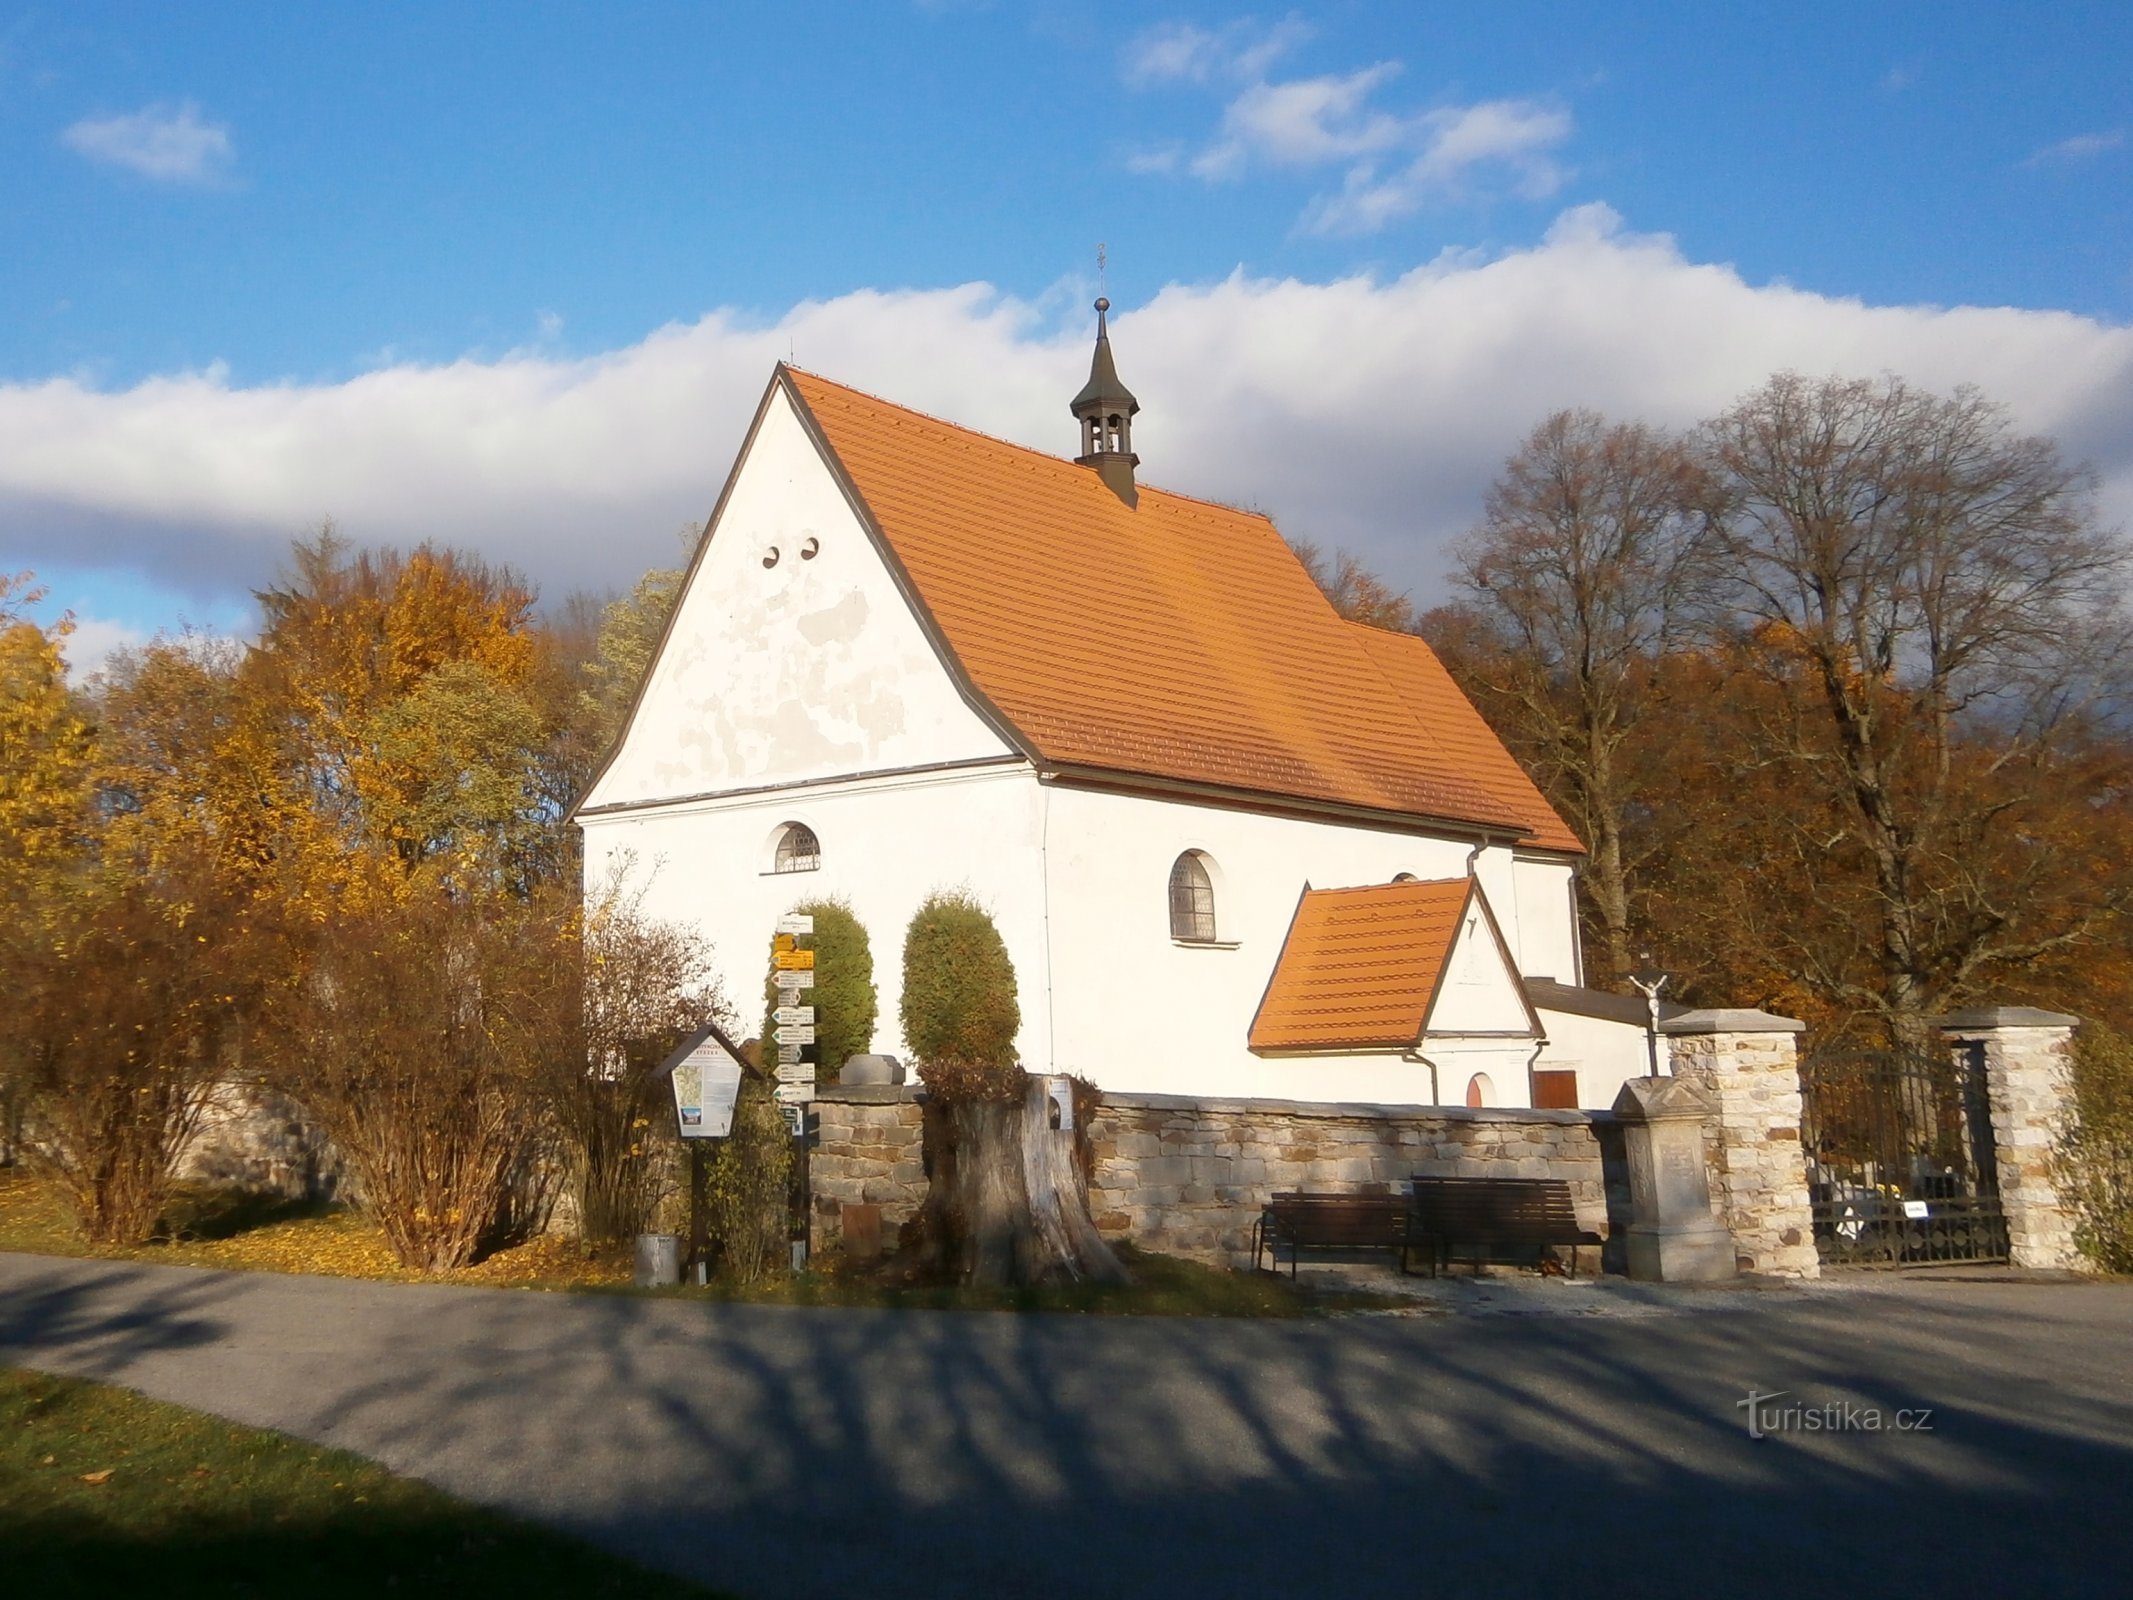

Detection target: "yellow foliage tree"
[0, 574, 94, 897]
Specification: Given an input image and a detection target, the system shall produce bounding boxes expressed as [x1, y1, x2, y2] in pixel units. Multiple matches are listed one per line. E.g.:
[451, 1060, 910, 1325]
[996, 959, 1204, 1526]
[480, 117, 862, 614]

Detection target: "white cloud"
[1300, 99, 1572, 234]
[3, 211, 2130, 628]
[52, 614, 152, 679]
[1122, 16, 1311, 87]
[1124, 31, 1570, 233]
[2025, 129, 2125, 167]
[62, 100, 234, 184]
[1198, 63, 1408, 176]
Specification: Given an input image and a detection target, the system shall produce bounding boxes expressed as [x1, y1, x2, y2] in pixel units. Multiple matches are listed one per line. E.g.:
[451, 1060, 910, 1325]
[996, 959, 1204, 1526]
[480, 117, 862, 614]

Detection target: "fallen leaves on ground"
[0, 1169, 630, 1289]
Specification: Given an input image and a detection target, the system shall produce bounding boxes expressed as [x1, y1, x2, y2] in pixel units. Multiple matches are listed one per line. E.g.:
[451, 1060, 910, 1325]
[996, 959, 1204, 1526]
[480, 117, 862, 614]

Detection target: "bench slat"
[1408, 1176, 1603, 1278]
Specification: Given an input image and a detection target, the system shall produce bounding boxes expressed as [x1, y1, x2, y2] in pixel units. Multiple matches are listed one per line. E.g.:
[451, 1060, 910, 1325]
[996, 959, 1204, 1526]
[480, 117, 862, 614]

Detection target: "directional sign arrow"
[773, 1006, 816, 1026]
[776, 913, 815, 935]
[773, 1025, 816, 1045]
[773, 950, 816, 971]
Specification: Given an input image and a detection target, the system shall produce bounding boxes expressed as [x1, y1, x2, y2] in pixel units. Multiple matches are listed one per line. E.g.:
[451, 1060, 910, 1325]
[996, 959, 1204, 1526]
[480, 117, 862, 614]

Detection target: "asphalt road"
[4, 1254, 2130, 1600]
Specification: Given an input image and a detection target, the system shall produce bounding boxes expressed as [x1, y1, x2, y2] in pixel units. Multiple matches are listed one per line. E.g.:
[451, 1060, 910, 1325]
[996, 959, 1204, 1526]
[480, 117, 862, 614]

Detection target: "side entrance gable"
[1249, 878, 1540, 1054]
[579, 379, 1018, 813]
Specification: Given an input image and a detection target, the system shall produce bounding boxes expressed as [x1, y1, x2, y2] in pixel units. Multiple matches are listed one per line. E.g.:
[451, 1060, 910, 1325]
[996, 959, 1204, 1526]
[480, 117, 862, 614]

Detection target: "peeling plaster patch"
[798, 588, 868, 646]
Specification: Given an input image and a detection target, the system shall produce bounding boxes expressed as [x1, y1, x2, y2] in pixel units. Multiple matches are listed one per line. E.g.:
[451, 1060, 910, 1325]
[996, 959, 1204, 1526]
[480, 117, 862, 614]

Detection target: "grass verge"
[0, 1167, 1406, 1315]
[635, 1240, 1402, 1316]
[0, 1366, 725, 1598]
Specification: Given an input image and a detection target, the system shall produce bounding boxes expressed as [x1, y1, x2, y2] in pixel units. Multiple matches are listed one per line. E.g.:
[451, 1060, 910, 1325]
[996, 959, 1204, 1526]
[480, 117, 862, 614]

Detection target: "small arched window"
[1168, 851, 1217, 943]
[773, 822, 821, 874]
[1392, 872, 1419, 883]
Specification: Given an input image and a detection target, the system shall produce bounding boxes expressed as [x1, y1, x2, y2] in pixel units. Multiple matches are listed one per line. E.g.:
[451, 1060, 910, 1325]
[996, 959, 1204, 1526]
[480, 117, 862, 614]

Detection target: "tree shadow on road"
[8, 1256, 2131, 1600]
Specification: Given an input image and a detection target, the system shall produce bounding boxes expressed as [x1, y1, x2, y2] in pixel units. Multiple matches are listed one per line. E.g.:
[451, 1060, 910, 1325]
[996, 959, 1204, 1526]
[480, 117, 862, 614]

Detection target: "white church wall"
[581, 385, 1012, 814]
[585, 766, 1591, 1110]
[1532, 1005, 1669, 1110]
[1415, 1037, 1547, 1109]
[581, 763, 1052, 1071]
[1038, 783, 1571, 1104]
[1510, 854, 1582, 984]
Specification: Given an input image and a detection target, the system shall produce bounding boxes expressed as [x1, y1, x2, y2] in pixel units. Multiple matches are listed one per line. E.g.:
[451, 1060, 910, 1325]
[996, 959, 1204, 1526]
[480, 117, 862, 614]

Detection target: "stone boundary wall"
[810, 1084, 928, 1243]
[177, 1084, 345, 1200]
[807, 1083, 1629, 1267]
[1087, 1093, 1626, 1264]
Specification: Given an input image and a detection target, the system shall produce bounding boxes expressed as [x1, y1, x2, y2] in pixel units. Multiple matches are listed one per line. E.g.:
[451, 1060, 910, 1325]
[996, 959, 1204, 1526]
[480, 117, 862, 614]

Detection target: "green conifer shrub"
[899, 890, 1021, 1103]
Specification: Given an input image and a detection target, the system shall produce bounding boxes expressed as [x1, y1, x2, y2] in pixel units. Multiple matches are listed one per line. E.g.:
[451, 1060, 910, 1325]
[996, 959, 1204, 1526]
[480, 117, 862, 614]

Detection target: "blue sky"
[4, 3, 2130, 665]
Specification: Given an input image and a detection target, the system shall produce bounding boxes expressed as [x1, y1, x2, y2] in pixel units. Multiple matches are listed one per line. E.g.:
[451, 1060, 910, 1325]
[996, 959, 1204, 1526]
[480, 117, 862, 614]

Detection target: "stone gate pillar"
[1936, 1008, 2081, 1272]
[1661, 1009, 1819, 1279]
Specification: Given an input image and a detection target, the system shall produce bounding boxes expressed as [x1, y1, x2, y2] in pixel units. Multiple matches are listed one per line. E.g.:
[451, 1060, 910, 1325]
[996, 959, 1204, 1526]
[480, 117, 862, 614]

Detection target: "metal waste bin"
[634, 1232, 682, 1287]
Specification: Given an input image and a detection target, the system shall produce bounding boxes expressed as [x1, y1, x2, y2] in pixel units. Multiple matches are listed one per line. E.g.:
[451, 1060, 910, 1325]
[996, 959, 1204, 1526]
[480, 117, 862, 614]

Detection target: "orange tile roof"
[783, 368, 1581, 847]
[1249, 879, 1476, 1052]
[1343, 624, 1584, 853]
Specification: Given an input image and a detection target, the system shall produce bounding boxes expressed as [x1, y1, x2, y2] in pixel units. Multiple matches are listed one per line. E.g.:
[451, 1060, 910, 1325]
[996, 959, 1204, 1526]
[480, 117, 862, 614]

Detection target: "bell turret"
[1071, 297, 1139, 507]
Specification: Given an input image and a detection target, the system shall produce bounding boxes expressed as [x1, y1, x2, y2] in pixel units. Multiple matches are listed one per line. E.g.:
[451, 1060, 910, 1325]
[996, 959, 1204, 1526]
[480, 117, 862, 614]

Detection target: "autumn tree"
[0, 575, 94, 898]
[576, 559, 686, 752]
[0, 578, 95, 1175]
[244, 528, 550, 901]
[1700, 373, 2130, 1048]
[1429, 411, 1712, 986]
[1286, 536, 1419, 630]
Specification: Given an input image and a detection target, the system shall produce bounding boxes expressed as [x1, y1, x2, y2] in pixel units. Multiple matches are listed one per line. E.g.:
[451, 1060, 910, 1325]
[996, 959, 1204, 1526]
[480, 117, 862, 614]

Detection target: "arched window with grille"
[773, 822, 821, 873]
[1168, 851, 1217, 943]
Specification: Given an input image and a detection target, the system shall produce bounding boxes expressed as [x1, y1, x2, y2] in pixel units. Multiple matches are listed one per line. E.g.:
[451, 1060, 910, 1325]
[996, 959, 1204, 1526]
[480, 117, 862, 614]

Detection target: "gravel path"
[4, 1253, 2129, 1599]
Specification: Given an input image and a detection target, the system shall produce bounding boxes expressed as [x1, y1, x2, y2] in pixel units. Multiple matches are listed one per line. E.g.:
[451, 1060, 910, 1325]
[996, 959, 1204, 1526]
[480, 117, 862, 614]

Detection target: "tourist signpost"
[771, 915, 820, 1269]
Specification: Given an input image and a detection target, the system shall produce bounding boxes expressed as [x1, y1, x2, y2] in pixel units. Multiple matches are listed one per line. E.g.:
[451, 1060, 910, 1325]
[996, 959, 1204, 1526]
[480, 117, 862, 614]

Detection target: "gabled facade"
[577, 316, 1657, 1109]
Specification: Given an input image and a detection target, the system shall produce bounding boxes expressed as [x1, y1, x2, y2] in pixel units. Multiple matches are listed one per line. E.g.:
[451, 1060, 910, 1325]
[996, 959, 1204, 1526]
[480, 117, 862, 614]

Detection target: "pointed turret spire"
[1072, 297, 1140, 507]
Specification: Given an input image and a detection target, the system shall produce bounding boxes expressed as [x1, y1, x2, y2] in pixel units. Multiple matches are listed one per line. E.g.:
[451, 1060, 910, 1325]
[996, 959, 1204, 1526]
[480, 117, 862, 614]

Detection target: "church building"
[575, 303, 1657, 1109]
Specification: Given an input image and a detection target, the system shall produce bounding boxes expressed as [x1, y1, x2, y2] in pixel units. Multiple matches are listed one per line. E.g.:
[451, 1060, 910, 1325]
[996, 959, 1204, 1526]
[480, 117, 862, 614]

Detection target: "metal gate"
[1799, 1042, 2008, 1267]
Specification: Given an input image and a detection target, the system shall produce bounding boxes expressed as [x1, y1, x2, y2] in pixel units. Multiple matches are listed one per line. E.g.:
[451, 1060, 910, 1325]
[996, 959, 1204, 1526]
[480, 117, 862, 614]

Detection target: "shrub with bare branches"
[534, 875, 726, 1244]
[8, 869, 260, 1243]
[263, 890, 559, 1273]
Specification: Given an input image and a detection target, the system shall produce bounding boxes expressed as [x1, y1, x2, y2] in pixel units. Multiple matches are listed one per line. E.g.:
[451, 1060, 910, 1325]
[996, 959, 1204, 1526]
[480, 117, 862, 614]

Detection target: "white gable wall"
[1421, 898, 1532, 1035]
[581, 385, 1013, 813]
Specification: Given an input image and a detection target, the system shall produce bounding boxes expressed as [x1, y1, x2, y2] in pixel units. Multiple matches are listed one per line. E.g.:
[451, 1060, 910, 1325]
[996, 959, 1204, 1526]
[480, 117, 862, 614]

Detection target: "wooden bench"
[1253, 1191, 1414, 1278]
[1407, 1176, 1604, 1278]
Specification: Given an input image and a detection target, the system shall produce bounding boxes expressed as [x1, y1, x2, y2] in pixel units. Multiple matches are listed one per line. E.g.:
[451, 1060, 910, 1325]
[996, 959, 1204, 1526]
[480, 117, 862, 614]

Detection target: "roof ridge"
[1309, 878, 1468, 897]
[784, 364, 1278, 528]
